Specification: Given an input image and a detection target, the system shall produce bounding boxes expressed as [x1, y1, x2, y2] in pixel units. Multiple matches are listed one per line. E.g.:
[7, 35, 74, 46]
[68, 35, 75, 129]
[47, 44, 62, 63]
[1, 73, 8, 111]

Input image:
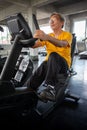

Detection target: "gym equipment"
[79, 37, 87, 59]
[11, 49, 34, 87]
[0, 56, 6, 73]
[0, 49, 33, 86]
[0, 26, 4, 32]
[68, 33, 77, 76]
[0, 27, 5, 73]
[0, 13, 79, 119]
[0, 13, 38, 114]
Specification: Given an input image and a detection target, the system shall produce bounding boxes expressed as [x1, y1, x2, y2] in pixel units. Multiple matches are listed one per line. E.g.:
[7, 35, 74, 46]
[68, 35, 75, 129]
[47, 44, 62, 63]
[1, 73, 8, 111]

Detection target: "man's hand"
[33, 30, 48, 41]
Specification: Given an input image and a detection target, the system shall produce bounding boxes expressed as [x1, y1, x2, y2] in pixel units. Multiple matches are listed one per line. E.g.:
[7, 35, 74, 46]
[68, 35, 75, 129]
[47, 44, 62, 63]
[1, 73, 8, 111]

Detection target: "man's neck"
[53, 29, 62, 37]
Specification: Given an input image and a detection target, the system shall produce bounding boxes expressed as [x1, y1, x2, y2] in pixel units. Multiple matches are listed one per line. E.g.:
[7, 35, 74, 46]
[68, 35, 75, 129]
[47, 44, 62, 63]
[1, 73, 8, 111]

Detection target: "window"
[73, 20, 86, 42]
[0, 25, 11, 44]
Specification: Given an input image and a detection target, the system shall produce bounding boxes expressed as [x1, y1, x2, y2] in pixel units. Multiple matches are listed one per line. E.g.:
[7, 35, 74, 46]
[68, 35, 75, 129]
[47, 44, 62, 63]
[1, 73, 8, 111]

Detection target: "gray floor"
[68, 55, 87, 100]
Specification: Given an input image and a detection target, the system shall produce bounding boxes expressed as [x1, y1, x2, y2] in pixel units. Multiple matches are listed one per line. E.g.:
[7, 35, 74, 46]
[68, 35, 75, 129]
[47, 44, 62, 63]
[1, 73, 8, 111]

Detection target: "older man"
[26, 12, 72, 102]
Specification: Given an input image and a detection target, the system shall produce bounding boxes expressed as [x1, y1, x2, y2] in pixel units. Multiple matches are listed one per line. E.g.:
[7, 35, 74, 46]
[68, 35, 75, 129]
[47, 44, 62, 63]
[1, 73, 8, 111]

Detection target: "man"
[26, 12, 72, 102]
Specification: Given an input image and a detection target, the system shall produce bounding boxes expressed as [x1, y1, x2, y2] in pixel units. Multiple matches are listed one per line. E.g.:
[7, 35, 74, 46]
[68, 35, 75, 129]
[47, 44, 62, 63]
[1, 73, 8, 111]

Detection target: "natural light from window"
[0, 25, 11, 44]
[73, 20, 86, 42]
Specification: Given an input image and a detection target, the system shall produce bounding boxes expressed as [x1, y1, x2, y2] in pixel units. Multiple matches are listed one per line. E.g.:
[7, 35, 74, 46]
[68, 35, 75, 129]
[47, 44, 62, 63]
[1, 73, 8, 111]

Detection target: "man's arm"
[47, 35, 69, 47]
[33, 30, 70, 47]
[32, 40, 42, 48]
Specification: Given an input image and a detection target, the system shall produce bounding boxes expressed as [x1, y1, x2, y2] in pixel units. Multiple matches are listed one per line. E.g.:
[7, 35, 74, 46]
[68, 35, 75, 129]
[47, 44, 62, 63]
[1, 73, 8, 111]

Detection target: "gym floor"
[0, 54, 87, 130]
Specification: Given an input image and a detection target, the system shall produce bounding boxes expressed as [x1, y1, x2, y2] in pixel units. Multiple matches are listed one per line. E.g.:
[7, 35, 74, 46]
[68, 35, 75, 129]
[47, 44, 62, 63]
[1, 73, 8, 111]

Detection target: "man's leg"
[39, 52, 69, 102]
[45, 52, 68, 86]
[26, 61, 47, 91]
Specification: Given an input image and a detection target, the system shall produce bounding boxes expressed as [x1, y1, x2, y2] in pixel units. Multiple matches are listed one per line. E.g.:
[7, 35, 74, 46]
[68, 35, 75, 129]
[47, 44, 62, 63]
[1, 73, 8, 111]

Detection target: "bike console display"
[6, 13, 33, 40]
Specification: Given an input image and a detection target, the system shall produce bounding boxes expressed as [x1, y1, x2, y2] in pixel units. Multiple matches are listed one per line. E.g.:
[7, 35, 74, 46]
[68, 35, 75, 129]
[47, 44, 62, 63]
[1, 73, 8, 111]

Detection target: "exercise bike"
[0, 13, 79, 119]
[0, 13, 38, 115]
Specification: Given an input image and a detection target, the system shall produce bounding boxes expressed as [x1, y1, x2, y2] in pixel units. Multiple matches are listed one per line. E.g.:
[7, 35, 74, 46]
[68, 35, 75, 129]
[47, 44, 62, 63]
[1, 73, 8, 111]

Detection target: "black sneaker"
[38, 84, 56, 102]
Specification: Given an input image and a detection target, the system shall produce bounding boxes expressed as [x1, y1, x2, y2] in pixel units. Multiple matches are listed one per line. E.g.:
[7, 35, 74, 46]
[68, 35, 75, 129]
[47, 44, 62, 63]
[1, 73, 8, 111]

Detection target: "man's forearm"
[47, 35, 68, 47]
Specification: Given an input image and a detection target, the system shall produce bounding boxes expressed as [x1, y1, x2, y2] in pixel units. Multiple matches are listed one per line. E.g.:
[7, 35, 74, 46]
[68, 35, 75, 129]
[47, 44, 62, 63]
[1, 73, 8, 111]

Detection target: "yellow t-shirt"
[40, 30, 72, 68]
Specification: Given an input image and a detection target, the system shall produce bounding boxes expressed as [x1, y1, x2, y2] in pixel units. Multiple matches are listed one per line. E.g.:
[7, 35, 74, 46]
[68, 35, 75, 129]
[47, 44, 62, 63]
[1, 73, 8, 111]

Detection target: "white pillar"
[64, 16, 71, 32]
[27, 7, 38, 61]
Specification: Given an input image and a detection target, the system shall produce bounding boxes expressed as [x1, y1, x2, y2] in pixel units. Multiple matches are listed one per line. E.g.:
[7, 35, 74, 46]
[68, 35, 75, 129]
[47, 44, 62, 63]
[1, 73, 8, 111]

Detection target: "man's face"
[49, 15, 63, 30]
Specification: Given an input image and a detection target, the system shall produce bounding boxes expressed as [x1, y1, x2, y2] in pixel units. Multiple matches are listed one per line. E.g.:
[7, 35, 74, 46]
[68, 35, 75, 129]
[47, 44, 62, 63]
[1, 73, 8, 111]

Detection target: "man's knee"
[49, 52, 60, 60]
